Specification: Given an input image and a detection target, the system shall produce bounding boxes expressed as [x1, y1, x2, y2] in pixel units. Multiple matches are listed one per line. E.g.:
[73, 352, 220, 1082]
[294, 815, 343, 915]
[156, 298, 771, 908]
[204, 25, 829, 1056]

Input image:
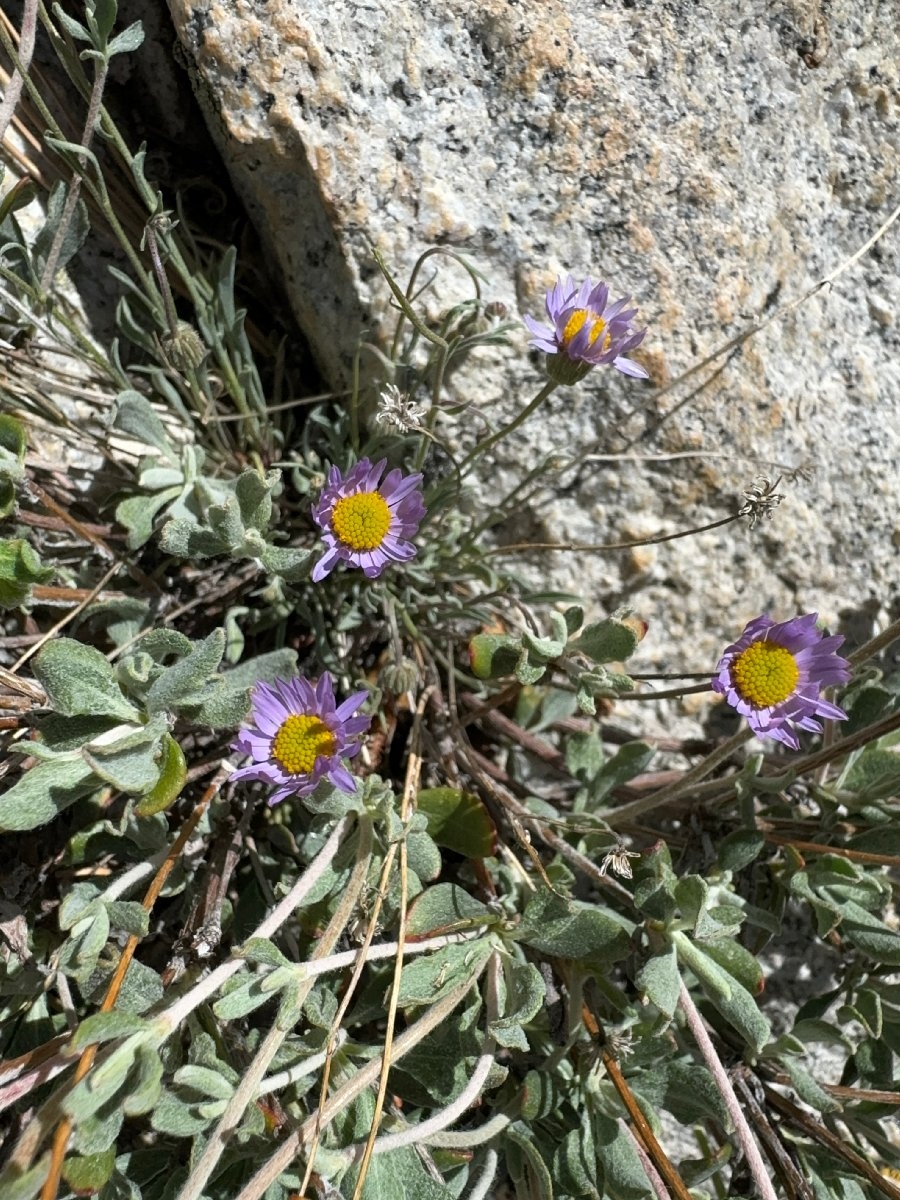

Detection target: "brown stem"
[678, 981, 778, 1200]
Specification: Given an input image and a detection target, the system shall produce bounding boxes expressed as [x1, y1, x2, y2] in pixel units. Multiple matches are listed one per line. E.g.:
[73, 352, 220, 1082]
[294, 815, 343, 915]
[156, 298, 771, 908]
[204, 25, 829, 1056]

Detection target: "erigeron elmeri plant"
[2, 5, 900, 1200]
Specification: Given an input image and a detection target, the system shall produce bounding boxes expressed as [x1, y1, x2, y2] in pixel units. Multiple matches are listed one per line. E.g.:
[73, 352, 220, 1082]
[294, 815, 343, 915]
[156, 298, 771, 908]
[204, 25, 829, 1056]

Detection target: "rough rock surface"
[166, 0, 900, 707]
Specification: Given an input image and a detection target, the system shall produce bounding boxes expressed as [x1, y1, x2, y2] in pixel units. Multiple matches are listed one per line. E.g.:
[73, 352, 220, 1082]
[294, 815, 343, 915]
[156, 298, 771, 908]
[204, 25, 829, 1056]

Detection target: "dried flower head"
[599, 842, 641, 879]
[712, 613, 851, 749]
[311, 458, 426, 581]
[525, 275, 648, 385]
[231, 674, 370, 804]
[739, 476, 783, 529]
[375, 383, 426, 433]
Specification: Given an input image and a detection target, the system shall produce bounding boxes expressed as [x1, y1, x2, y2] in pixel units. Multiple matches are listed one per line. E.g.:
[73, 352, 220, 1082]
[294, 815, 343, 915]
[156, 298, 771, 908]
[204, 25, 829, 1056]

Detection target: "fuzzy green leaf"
[673, 932, 771, 1052]
[842, 747, 900, 801]
[151, 1092, 211, 1137]
[837, 988, 883, 1038]
[396, 940, 492, 1007]
[112, 959, 165, 1015]
[111, 392, 175, 456]
[0, 413, 26, 464]
[701, 938, 764, 996]
[212, 974, 282, 1020]
[133, 734, 187, 816]
[636, 945, 681, 1018]
[417, 787, 497, 858]
[717, 828, 766, 871]
[61, 1147, 117, 1193]
[406, 884, 494, 939]
[505, 1123, 554, 1200]
[235, 466, 277, 528]
[490, 960, 545, 1048]
[0, 1160, 55, 1200]
[65, 1034, 142, 1121]
[258, 542, 313, 580]
[144, 628, 225, 715]
[565, 728, 605, 783]
[107, 20, 144, 55]
[70, 1108, 123, 1157]
[116, 488, 180, 549]
[173, 1065, 235, 1101]
[186, 683, 251, 729]
[406, 828, 442, 882]
[104, 901, 150, 937]
[0, 757, 97, 832]
[594, 1112, 651, 1200]
[782, 1058, 841, 1114]
[33, 180, 89, 278]
[839, 900, 900, 964]
[34, 638, 140, 720]
[572, 616, 639, 664]
[91, 0, 118, 43]
[514, 648, 548, 685]
[82, 716, 168, 794]
[554, 1121, 601, 1198]
[239, 937, 293, 968]
[592, 741, 655, 802]
[563, 605, 584, 635]
[158, 513, 230, 558]
[518, 890, 632, 963]
[344, 1145, 455, 1200]
[71, 1010, 149, 1051]
[0, 538, 54, 608]
[0, 414, 26, 517]
[121, 1045, 164, 1116]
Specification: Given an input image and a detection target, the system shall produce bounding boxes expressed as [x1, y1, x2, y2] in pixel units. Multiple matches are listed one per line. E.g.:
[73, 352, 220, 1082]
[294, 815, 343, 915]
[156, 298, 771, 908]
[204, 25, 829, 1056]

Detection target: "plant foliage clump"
[1, 6, 900, 1200]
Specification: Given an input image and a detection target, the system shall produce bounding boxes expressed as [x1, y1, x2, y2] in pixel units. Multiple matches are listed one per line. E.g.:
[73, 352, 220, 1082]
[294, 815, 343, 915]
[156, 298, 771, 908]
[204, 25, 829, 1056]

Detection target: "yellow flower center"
[732, 641, 800, 709]
[332, 491, 392, 551]
[272, 714, 337, 775]
[561, 308, 610, 351]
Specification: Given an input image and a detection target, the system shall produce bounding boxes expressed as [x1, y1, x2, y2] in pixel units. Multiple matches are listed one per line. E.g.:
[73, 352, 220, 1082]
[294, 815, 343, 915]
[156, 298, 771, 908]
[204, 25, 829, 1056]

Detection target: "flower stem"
[459, 379, 559, 475]
[601, 729, 753, 828]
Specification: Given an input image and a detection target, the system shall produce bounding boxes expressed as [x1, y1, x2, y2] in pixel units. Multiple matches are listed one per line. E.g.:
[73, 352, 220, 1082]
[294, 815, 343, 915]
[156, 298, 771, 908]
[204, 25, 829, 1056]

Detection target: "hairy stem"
[39, 54, 108, 293]
[355, 950, 500, 1157]
[678, 981, 778, 1200]
[351, 687, 431, 1199]
[158, 812, 354, 1037]
[175, 815, 373, 1200]
[234, 953, 491, 1200]
[0, 0, 38, 144]
[458, 379, 559, 475]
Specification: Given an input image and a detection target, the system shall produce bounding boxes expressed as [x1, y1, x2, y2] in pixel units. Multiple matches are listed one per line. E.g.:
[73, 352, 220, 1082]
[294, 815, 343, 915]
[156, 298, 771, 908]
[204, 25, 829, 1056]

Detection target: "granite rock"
[166, 0, 900, 709]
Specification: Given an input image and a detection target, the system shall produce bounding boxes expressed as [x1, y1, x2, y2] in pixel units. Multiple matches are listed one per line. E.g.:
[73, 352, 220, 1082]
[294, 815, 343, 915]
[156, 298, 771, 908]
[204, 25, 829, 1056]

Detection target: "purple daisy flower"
[524, 275, 649, 385]
[311, 458, 425, 582]
[711, 613, 851, 750]
[230, 673, 370, 804]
